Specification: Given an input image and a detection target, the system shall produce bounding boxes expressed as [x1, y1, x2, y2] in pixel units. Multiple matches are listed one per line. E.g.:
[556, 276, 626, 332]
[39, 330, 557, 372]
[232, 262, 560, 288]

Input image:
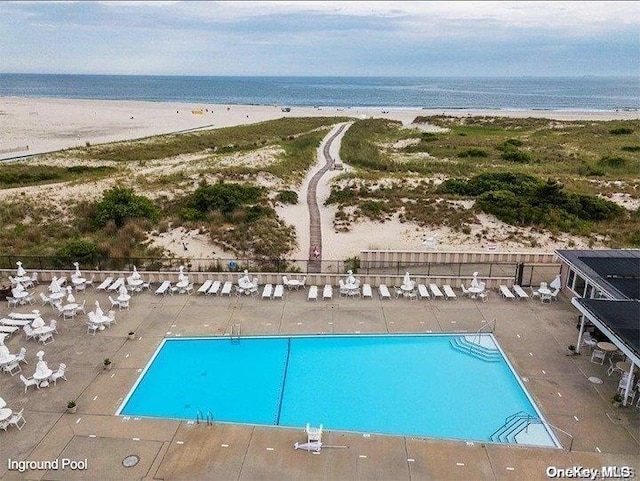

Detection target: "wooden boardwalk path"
[306, 123, 349, 272]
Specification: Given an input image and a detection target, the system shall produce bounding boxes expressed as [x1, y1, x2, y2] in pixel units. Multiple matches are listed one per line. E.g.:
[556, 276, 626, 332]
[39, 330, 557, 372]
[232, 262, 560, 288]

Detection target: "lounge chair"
[261, 284, 273, 299]
[307, 285, 318, 301]
[220, 281, 233, 296]
[207, 280, 221, 295]
[0, 326, 19, 337]
[323, 284, 333, 300]
[499, 285, 516, 300]
[96, 277, 114, 291]
[273, 284, 284, 300]
[108, 277, 124, 291]
[197, 280, 213, 294]
[362, 284, 372, 299]
[417, 284, 430, 300]
[443, 285, 457, 300]
[378, 284, 391, 300]
[429, 284, 444, 299]
[512, 285, 529, 300]
[154, 281, 171, 295]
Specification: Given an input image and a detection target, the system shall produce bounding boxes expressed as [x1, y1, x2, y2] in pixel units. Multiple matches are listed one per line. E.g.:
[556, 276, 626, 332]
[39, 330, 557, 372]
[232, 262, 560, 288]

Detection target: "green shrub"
[359, 200, 385, 219]
[276, 190, 298, 204]
[621, 145, 640, 152]
[93, 187, 159, 228]
[54, 239, 104, 266]
[189, 181, 262, 218]
[458, 148, 488, 158]
[245, 205, 274, 222]
[609, 127, 633, 135]
[501, 150, 533, 163]
[497, 138, 524, 151]
[577, 162, 605, 177]
[598, 156, 627, 168]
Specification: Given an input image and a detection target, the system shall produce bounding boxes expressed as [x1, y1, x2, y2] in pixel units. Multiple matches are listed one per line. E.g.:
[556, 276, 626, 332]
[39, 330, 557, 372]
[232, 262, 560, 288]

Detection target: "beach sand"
[1, 96, 637, 261]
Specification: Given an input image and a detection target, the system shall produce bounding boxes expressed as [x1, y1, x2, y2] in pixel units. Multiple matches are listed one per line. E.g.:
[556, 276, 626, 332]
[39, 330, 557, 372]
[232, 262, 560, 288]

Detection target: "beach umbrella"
[35, 350, 49, 376]
[178, 265, 187, 282]
[13, 282, 25, 293]
[471, 272, 479, 288]
[119, 283, 128, 297]
[66, 286, 75, 304]
[549, 274, 562, 290]
[32, 313, 45, 329]
[132, 265, 141, 280]
[95, 301, 103, 318]
[73, 262, 81, 278]
[403, 272, 413, 288]
[16, 261, 26, 277]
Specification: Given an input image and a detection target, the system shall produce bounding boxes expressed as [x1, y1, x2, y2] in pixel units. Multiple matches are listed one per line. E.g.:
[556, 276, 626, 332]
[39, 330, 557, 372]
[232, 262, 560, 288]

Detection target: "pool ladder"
[231, 323, 241, 344]
[196, 410, 213, 426]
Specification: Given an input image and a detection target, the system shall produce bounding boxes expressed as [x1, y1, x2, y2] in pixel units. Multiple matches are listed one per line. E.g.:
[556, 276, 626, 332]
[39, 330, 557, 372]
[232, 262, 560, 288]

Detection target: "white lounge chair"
[262, 284, 273, 299]
[0, 326, 19, 336]
[362, 284, 372, 299]
[323, 284, 333, 300]
[512, 285, 529, 300]
[220, 281, 233, 296]
[273, 284, 284, 300]
[154, 281, 171, 295]
[378, 284, 391, 300]
[443, 285, 457, 300]
[308, 285, 318, 301]
[207, 280, 221, 295]
[108, 277, 124, 291]
[197, 280, 213, 294]
[500, 285, 516, 300]
[418, 284, 430, 300]
[96, 277, 114, 291]
[429, 284, 444, 299]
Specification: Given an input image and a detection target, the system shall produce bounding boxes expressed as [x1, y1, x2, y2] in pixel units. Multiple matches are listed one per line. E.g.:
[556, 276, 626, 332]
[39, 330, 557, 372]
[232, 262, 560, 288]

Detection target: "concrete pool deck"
[0, 286, 638, 480]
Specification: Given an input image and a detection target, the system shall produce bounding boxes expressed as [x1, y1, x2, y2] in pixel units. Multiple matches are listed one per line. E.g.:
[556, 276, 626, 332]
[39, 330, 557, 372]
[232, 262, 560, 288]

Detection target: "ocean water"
[0, 74, 638, 110]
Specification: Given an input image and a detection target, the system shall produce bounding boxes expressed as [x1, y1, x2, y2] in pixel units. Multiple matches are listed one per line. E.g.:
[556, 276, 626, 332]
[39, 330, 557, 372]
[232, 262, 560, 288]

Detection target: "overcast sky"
[1, 1, 638, 76]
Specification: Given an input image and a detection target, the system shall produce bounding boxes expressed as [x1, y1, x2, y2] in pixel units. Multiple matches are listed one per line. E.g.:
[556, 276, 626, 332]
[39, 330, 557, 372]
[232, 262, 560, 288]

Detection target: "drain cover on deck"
[588, 376, 603, 384]
[122, 455, 140, 468]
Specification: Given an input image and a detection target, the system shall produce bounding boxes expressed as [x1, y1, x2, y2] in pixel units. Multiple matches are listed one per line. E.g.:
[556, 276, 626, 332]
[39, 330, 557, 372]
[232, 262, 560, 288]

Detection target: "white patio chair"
[8, 409, 26, 430]
[299, 277, 306, 289]
[249, 279, 259, 296]
[541, 293, 552, 304]
[607, 358, 625, 377]
[15, 347, 27, 364]
[22, 277, 34, 289]
[118, 298, 130, 311]
[49, 363, 67, 384]
[7, 297, 19, 309]
[38, 331, 54, 345]
[39, 292, 51, 306]
[339, 280, 349, 298]
[307, 285, 318, 301]
[50, 319, 59, 334]
[0, 419, 9, 431]
[86, 320, 99, 336]
[590, 349, 606, 365]
[30, 272, 39, 285]
[478, 291, 489, 302]
[207, 281, 221, 295]
[550, 288, 560, 301]
[105, 310, 116, 327]
[77, 300, 86, 314]
[74, 281, 86, 293]
[108, 296, 120, 309]
[262, 284, 273, 299]
[581, 332, 597, 352]
[20, 374, 39, 392]
[3, 359, 21, 376]
[63, 308, 76, 320]
[85, 275, 95, 288]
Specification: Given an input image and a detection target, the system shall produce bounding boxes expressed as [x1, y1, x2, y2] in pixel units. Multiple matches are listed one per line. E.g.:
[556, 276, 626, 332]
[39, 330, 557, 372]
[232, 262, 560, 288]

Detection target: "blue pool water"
[119, 335, 556, 446]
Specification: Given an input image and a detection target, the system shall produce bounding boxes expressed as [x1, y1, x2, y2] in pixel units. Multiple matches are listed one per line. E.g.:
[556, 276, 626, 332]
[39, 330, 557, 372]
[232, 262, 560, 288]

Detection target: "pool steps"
[449, 336, 501, 362]
[489, 411, 542, 443]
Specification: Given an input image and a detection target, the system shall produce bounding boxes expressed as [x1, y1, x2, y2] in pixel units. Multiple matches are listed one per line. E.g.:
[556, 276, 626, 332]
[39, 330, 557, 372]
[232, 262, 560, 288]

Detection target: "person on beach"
[312, 246, 320, 259]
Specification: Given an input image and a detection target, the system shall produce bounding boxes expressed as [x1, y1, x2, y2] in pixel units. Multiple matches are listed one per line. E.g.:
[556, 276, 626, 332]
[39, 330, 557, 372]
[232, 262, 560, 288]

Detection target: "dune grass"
[0, 164, 116, 189]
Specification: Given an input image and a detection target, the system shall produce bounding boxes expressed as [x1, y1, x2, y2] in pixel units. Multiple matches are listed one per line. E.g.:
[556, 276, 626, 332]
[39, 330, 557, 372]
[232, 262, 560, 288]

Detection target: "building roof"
[573, 298, 640, 363]
[555, 249, 640, 300]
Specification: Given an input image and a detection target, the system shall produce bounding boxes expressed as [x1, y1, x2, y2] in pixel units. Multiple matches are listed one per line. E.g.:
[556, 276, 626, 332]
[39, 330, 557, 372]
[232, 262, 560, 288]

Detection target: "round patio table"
[597, 341, 617, 352]
[0, 408, 13, 422]
[616, 361, 636, 373]
[33, 368, 53, 387]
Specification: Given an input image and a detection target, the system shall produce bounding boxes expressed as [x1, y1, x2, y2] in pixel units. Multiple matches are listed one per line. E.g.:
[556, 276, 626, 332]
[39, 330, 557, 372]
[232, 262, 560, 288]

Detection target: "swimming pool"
[118, 334, 558, 447]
